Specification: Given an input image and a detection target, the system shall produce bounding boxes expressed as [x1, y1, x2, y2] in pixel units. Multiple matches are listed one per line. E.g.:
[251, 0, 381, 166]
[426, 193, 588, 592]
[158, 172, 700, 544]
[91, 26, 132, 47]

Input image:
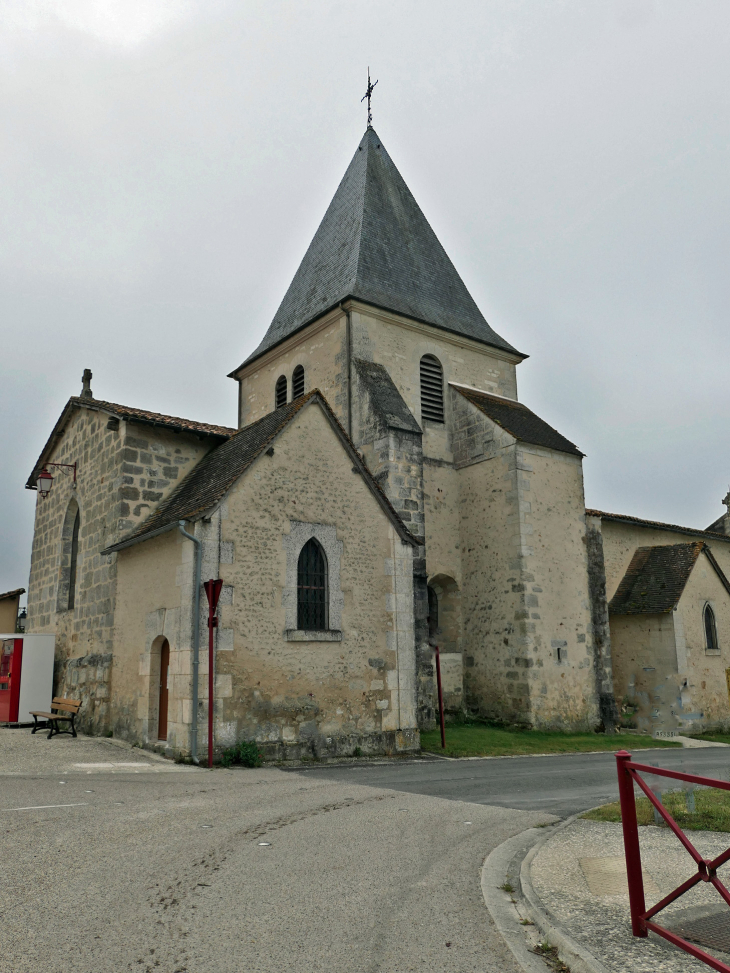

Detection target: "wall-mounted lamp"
[36, 462, 77, 499]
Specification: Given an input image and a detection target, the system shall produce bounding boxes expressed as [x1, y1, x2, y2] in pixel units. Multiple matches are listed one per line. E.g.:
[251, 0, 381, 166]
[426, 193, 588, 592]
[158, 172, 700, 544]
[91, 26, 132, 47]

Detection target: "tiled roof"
[0, 588, 25, 602]
[102, 390, 420, 554]
[232, 128, 523, 373]
[75, 398, 236, 438]
[453, 385, 582, 457]
[586, 509, 730, 543]
[608, 542, 730, 614]
[27, 397, 236, 489]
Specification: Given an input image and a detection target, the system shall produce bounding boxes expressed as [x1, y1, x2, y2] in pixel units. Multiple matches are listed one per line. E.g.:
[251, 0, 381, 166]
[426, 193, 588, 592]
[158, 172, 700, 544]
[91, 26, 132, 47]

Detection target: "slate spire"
[239, 128, 522, 368]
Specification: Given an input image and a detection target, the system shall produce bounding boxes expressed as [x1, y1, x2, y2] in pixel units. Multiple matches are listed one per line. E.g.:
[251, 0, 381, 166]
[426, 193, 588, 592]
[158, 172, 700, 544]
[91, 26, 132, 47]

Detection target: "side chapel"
[24, 127, 730, 756]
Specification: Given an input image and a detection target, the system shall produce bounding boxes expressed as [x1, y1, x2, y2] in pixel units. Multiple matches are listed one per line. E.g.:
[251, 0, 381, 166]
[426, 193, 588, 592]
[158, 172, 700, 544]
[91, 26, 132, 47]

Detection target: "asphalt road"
[292, 747, 730, 817]
[1, 731, 555, 973]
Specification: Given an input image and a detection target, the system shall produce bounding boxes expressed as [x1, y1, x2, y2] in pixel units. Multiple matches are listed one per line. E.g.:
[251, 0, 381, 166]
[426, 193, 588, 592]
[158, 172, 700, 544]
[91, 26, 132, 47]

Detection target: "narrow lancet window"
[275, 375, 287, 408]
[297, 538, 327, 630]
[68, 508, 80, 610]
[420, 354, 444, 423]
[292, 365, 305, 400]
[705, 604, 719, 651]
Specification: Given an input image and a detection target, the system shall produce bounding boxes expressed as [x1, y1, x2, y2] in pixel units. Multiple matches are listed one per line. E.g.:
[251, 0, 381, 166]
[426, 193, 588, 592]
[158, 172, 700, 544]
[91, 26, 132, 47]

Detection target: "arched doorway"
[154, 637, 170, 741]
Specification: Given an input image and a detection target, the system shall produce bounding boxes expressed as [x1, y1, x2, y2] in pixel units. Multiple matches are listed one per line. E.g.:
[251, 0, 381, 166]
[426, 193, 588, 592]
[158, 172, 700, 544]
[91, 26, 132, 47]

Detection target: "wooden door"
[158, 639, 170, 741]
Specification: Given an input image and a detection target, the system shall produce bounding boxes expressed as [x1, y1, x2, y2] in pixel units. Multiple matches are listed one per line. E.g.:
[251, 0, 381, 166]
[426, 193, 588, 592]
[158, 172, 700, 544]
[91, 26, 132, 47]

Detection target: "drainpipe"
[178, 520, 201, 765]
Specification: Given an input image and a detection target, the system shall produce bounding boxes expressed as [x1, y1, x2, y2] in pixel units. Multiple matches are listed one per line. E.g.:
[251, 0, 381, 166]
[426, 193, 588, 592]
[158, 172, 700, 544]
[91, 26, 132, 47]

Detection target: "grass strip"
[692, 733, 730, 746]
[582, 786, 730, 832]
[419, 723, 681, 758]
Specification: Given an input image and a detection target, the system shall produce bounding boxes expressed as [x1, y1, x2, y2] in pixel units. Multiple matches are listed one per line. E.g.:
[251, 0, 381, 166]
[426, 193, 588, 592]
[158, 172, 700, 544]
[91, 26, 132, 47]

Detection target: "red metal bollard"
[203, 579, 223, 769]
[616, 750, 647, 937]
[434, 645, 446, 749]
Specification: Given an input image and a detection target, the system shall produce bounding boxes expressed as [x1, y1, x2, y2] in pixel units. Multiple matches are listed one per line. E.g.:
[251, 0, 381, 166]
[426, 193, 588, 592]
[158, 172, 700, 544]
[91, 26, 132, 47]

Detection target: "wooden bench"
[30, 697, 81, 739]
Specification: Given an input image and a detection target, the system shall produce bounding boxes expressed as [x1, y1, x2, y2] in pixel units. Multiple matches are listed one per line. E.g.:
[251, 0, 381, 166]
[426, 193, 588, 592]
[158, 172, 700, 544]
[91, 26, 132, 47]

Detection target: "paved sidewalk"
[2, 727, 558, 973]
[527, 817, 730, 972]
[0, 726, 198, 774]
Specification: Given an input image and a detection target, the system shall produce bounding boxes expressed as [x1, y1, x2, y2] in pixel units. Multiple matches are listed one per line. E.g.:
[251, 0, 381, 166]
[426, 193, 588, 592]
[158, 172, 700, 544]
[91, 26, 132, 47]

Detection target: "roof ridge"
[102, 390, 421, 555]
[586, 508, 730, 542]
[27, 395, 236, 490]
[69, 396, 237, 435]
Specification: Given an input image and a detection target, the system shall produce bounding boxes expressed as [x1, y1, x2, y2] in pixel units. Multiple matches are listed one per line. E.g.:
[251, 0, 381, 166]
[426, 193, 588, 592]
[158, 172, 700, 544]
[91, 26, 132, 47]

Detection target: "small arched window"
[297, 538, 328, 630]
[420, 354, 444, 423]
[292, 364, 305, 400]
[275, 375, 287, 409]
[705, 604, 719, 651]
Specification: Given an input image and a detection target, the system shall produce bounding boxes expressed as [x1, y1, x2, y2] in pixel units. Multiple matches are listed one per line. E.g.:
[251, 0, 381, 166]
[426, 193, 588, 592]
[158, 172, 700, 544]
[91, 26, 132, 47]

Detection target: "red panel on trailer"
[0, 639, 23, 723]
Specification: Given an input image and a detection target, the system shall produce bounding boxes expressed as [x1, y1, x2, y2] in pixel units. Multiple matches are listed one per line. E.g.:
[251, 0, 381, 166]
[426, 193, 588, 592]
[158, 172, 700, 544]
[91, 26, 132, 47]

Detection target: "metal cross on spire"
[361, 68, 378, 128]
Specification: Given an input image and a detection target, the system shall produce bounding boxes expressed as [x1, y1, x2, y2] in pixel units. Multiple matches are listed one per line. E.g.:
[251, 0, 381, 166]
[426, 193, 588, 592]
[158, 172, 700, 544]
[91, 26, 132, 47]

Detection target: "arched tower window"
[275, 375, 287, 408]
[57, 499, 81, 613]
[297, 538, 328, 630]
[705, 604, 719, 651]
[420, 354, 444, 423]
[292, 365, 305, 400]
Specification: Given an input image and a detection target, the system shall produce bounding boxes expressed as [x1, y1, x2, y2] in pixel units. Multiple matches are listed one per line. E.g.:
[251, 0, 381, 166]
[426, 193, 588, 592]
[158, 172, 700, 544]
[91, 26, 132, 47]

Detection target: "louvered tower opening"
[420, 354, 444, 423]
[292, 365, 305, 400]
[275, 375, 287, 408]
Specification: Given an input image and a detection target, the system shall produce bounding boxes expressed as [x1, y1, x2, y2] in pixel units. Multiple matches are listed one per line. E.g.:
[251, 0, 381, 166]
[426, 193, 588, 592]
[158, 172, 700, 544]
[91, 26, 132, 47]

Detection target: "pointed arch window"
[68, 508, 80, 609]
[292, 365, 305, 400]
[297, 538, 328, 631]
[57, 499, 81, 613]
[420, 354, 444, 423]
[275, 375, 287, 409]
[705, 603, 719, 652]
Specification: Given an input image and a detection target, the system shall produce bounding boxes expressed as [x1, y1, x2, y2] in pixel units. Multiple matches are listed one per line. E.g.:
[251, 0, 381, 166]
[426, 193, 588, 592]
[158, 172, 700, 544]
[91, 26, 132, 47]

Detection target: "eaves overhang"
[228, 296, 528, 379]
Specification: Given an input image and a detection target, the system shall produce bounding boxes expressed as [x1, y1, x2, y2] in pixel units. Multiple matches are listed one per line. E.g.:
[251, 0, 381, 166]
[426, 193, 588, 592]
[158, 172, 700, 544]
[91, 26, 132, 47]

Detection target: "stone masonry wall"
[26, 402, 223, 734]
[350, 362, 433, 729]
[59, 652, 113, 734]
[453, 390, 599, 729]
[584, 514, 619, 730]
[214, 402, 420, 759]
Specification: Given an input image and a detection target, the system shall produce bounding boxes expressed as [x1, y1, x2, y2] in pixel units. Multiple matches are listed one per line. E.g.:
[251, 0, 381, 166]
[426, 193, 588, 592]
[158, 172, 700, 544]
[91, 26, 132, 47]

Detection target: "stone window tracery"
[297, 538, 328, 630]
[705, 603, 719, 652]
[282, 522, 343, 641]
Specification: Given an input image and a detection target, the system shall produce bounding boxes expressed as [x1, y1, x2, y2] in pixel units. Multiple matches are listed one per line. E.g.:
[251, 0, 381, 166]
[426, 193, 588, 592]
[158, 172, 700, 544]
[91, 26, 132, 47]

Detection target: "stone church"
[24, 127, 730, 757]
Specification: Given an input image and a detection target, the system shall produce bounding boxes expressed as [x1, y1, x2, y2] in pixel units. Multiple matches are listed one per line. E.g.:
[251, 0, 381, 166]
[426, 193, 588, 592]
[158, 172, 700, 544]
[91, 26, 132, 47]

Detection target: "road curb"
[519, 815, 611, 973]
[481, 826, 557, 973]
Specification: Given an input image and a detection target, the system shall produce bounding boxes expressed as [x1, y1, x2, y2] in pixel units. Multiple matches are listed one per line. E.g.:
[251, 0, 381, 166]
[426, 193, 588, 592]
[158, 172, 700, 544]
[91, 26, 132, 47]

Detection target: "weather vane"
[361, 68, 378, 128]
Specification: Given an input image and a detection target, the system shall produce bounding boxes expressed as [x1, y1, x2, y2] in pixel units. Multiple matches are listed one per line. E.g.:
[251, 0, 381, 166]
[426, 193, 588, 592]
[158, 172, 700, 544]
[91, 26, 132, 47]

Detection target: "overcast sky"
[2, 0, 730, 599]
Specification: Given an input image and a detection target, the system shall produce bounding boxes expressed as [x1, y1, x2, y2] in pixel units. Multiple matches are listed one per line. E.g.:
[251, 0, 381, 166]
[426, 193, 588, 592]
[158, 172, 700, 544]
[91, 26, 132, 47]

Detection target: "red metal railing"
[616, 750, 730, 972]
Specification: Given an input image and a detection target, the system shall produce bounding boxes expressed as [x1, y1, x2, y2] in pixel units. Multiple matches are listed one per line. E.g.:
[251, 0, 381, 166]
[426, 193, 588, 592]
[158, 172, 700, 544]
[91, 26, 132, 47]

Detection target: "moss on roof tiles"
[454, 386, 582, 457]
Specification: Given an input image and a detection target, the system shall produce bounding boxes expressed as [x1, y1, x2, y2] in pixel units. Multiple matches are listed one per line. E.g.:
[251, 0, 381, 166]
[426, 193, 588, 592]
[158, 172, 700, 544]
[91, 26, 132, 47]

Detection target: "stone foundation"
[56, 652, 112, 734]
